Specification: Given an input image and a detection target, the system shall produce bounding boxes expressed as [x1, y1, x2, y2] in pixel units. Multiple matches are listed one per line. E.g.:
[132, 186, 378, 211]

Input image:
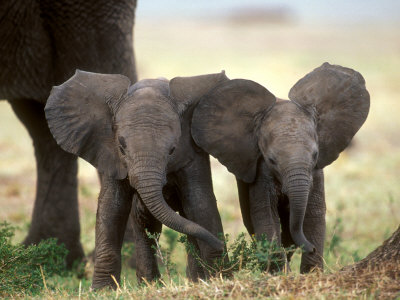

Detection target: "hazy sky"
[137, 0, 400, 24]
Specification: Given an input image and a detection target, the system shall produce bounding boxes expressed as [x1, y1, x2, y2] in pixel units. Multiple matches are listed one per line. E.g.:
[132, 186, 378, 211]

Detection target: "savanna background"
[1, 0, 399, 298]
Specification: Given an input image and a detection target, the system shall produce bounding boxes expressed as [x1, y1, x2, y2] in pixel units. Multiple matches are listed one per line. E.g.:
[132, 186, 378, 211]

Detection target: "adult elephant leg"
[300, 169, 326, 273]
[9, 99, 84, 268]
[248, 161, 282, 272]
[176, 153, 226, 280]
[130, 192, 162, 284]
[92, 176, 132, 289]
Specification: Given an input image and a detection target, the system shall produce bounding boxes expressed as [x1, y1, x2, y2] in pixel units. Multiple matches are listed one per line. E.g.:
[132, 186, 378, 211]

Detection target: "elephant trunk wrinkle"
[282, 166, 312, 193]
[128, 154, 167, 188]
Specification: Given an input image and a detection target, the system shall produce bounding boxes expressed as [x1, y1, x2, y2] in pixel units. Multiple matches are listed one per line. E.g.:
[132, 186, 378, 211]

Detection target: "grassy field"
[1, 18, 399, 298]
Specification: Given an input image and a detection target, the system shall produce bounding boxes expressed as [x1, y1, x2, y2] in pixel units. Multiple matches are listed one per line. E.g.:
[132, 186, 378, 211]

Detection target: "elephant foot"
[266, 251, 287, 274]
[300, 248, 324, 273]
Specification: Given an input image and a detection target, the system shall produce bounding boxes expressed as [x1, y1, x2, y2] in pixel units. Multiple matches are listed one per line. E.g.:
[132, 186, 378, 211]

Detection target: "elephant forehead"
[262, 102, 317, 143]
[117, 89, 177, 120]
[127, 79, 169, 97]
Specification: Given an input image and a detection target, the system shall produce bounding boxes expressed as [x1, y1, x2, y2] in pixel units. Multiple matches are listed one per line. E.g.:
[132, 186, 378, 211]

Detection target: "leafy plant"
[0, 222, 68, 296]
[179, 233, 295, 277]
[146, 229, 178, 283]
[121, 241, 135, 261]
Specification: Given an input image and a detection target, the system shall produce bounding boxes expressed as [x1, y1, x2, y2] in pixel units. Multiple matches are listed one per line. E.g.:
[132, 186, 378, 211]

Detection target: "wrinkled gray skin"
[45, 71, 228, 289]
[192, 63, 370, 273]
[0, 0, 137, 267]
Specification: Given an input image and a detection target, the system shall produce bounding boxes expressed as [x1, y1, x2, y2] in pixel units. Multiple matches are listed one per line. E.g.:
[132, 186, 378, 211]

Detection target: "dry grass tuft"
[162, 266, 397, 299]
[100, 263, 400, 299]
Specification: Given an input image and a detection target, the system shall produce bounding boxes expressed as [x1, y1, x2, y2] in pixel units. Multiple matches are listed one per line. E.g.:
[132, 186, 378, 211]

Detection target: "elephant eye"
[119, 145, 126, 155]
[169, 147, 175, 155]
[118, 136, 127, 149]
[268, 157, 276, 165]
[312, 151, 318, 161]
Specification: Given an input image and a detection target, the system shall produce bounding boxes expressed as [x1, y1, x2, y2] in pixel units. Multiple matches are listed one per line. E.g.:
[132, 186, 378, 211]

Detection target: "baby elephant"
[191, 63, 370, 272]
[45, 71, 228, 288]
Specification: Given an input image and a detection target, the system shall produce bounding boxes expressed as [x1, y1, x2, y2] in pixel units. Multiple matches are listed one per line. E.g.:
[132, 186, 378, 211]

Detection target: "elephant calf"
[44, 71, 229, 289]
[191, 63, 370, 272]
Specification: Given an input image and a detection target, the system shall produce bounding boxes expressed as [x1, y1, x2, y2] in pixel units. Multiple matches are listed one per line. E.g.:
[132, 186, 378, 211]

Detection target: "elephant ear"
[289, 62, 370, 168]
[169, 71, 229, 113]
[45, 70, 130, 179]
[192, 79, 276, 183]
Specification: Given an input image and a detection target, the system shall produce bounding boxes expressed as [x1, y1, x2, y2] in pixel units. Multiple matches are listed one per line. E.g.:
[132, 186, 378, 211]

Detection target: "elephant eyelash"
[118, 136, 127, 148]
[169, 147, 176, 155]
[119, 145, 126, 155]
[268, 157, 276, 165]
[312, 151, 318, 160]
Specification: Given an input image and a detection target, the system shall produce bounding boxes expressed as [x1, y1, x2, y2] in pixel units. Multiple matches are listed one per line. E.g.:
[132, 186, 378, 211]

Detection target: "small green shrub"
[0, 222, 68, 296]
[121, 241, 135, 261]
[146, 229, 178, 283]
[163, 228, 179, 254]
[179, 233, 295, 277]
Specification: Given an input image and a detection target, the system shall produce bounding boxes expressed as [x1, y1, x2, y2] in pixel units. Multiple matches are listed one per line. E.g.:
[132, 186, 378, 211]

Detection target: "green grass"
[1, 18, 400, 298]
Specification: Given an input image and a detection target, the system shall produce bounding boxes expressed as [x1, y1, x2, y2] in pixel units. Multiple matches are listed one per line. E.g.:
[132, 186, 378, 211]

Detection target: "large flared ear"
[168, 71, 229, 113]
[289, 63, 370, 168]
[192, 79, 276, 183]
[45, 70, 130, 179]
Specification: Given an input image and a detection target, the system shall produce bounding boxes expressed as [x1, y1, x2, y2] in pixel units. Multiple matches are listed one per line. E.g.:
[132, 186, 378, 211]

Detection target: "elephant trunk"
[129, 155, 224, 251]
[283, 167, 316, 254]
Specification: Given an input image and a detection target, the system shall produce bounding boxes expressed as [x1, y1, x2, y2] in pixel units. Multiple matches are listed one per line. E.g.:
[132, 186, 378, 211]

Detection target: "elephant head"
[44, 70, 228, 250]
[191, 63, 370, 253]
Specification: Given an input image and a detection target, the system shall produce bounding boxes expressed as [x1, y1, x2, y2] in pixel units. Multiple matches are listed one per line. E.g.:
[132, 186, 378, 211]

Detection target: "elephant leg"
[176, 153, 226, 280]
[95, 169, 135, 243]
[300, 169, 326, 273]
[130, 192, 162, 284]
[248, 161, 282, 272]
[92, 169, 137, 269]
[162, 185, 206, 281]
[248, 161, 280, 243]
[92, 177, 132, 289]
[278, 196, 295, 270]
[124, 212, 137, 269]
[236, 178, 255, 235]
[9, 99, 84, 268]
[185, 235, 206, 281]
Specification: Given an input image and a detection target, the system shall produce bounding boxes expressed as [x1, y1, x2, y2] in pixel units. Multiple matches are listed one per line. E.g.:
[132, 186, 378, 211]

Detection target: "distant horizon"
[136, 0, 400, 25]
